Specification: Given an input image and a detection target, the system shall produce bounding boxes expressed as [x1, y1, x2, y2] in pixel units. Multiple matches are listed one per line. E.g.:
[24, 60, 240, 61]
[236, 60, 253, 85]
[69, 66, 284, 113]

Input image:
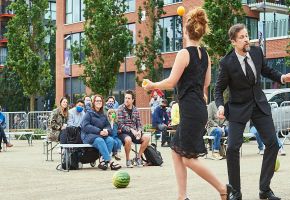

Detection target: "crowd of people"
[48, 90, 151, 170]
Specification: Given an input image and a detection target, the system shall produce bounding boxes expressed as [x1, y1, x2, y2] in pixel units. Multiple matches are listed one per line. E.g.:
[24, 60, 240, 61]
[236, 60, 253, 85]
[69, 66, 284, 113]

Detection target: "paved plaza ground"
[0, 139, 289, 200]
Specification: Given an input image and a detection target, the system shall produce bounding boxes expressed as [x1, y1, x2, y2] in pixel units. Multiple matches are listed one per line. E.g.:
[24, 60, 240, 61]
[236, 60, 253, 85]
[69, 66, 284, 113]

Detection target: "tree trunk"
[30, 95, 35, 111]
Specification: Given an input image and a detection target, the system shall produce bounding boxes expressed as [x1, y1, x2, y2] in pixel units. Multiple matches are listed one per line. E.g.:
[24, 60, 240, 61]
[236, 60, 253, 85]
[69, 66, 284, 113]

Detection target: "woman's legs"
[92, 137, 111, 161]
[172, 150, 187, 200]
[181, 157, 226, 198]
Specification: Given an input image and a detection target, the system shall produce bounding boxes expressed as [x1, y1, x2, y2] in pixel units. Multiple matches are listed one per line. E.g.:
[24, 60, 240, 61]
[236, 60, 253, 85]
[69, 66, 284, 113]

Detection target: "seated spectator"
[117, 90, 150, 168]
[59, 99, 85, 144]
[149, 90, 162, 114]
[170, 101, 180, 130]
[0, 106, 13, 151]
[207, 101, 229, 160]
[104, 96, 116, 115]
[81, 94, 121, 170]
[48, 97, 68, 142]
[250, 126, 286, 156]
[107, 109, 122, 160]
[152, 99, 170, 147]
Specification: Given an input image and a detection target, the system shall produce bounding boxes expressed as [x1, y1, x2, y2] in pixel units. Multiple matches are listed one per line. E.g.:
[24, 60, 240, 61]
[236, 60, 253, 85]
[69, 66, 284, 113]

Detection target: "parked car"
[263, 88, 290, 132]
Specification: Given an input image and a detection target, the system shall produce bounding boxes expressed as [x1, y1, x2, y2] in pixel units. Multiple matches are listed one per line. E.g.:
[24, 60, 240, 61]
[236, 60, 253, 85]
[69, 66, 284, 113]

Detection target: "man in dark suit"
[215, 24, 290, 200]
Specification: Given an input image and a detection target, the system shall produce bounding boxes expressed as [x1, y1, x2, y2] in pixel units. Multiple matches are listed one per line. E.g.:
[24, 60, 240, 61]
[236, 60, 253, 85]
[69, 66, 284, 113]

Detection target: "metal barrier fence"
[3, 111, 52, 132]
[2, 101, 289, 141]
[278, 101, 290, 144]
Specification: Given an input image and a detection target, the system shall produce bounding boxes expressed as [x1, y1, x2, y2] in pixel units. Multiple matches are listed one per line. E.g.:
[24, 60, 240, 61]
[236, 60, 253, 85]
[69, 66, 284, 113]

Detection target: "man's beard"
[243, 45, 250, 52]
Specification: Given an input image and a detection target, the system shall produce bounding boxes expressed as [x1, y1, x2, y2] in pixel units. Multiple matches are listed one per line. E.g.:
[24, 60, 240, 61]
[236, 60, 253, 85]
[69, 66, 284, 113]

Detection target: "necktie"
[244, 56, 255, 85]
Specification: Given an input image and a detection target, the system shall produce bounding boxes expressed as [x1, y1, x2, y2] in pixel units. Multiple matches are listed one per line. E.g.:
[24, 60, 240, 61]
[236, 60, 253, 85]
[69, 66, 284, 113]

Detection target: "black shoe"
[224, 184, 233, 200]
[230, 190, 242, 200]
[259, 189, 281, 200]
[98, 161, 108, 170]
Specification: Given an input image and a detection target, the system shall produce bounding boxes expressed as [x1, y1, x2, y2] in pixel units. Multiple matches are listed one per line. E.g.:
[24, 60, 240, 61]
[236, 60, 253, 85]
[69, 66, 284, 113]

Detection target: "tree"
[6, 0, 52, 111]
[74, 0, 132, 96]
[0, 67, 29, 111]
[203, 0, 244, 65]
[134, 0, 165, 86]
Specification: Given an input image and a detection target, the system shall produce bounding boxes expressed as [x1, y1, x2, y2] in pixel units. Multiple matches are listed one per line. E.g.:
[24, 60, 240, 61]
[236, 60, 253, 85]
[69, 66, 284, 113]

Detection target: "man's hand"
[217, 106, 225, 119]
[282, 73, 290, 83]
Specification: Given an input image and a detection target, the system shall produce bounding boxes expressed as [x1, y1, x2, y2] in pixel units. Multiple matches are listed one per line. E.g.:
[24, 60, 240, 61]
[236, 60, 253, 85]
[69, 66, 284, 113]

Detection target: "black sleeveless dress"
[170, 46, 208, 159]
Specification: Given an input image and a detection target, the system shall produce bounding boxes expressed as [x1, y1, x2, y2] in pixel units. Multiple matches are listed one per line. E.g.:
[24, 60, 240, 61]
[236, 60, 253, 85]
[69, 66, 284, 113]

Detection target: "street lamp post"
[124, 56, 127, 92]
[263, 0, 266, 57]
[64, 32, 73, 104]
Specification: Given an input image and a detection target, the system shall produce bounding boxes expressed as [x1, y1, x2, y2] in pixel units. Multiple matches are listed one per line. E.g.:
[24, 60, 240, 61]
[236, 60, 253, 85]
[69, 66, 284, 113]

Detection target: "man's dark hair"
[76, 99, 84, 105]
[125, 90, 135, 100]
[228, 23, 246, 41]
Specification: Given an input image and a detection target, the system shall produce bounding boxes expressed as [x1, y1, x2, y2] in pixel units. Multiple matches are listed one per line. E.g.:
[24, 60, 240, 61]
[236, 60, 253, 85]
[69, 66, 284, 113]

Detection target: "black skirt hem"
[170, 145, 207, 159]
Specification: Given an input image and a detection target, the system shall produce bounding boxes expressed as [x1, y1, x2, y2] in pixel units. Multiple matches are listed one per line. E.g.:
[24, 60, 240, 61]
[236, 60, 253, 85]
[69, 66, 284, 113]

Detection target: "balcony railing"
[243, 0, 287, 6]
[265, 19, 289, 38]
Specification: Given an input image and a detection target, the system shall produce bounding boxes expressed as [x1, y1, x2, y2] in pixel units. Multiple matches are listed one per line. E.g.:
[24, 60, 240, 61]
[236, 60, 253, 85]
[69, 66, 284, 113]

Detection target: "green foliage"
[135, 0, 165, 86]
[33, 129, 47, 140]
[74, 0, 132, 96]
[0, 67, 29, 111]
[5, 0, 52, 111]
[203, 0, 244, 65]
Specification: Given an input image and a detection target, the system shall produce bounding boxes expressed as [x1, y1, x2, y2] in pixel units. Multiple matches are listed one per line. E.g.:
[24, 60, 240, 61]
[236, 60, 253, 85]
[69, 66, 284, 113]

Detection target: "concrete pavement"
[0, 140, 289, 200]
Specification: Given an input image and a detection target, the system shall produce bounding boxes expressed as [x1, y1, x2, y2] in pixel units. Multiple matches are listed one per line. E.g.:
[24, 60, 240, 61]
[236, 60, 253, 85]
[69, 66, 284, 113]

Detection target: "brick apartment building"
[55, 0, 289, 108]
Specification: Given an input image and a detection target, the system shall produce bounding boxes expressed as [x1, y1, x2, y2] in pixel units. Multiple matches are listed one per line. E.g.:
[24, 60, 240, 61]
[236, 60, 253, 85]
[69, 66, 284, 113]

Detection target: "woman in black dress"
[143, 7, 232, 200]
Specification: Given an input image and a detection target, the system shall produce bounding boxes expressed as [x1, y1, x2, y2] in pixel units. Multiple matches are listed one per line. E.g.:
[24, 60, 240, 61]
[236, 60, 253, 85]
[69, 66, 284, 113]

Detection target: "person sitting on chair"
[207, 101, 229, 160]
[117, 90, 150, 168]
[0, 106, 13, 151]
[81, 94, 121, 171]
[59, 99, 85, 144]
[152, 99, 170, 147]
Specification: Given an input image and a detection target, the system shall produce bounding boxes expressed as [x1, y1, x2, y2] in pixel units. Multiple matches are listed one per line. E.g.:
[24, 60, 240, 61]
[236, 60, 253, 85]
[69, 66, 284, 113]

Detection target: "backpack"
[61, 149, 80, 170]
[66, 126, 82, 144]
[142, 143, 163, 166]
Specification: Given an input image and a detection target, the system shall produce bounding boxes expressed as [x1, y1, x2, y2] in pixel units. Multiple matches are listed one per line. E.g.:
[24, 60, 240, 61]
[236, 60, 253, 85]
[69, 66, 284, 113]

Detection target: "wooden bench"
[59, 143, 94, 172]
[5, 129, 35, 146]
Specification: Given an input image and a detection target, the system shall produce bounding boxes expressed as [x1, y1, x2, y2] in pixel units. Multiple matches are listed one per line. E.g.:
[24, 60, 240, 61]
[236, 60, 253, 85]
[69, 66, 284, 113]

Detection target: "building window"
[65, 0, 85, 24]
[124, 0, 135, 13]
[159, 16, 183, 52]
[245, 17, 258, 40]
[0, 47, 7, 66]
[0, 21, 7, 40]
[45, 0, 56, 21]
[113, 72, 136, 103]
[64, 32, 85, 64]
[127, 23, 136, 56]
[64, 77, 86, 104]
[163, 0, 182, 5]
[261, 58, 289, 89]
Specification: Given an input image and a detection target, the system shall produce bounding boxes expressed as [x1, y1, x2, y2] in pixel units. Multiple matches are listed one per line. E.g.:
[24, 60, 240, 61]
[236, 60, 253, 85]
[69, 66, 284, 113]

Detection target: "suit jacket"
[215, 46, 282, 123]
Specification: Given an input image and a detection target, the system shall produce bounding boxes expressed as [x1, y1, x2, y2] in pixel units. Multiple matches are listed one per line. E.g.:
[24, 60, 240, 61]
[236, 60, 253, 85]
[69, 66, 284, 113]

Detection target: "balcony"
[244, 0, 289, 14]
[0, 1, 14, 18]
